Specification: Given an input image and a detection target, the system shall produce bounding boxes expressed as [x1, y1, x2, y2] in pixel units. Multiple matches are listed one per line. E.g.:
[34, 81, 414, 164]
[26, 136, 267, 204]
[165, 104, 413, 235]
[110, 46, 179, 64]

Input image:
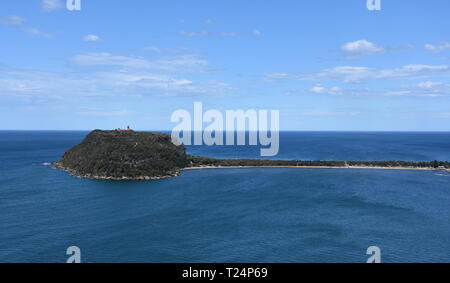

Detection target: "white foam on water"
[434, 173, 450, 177]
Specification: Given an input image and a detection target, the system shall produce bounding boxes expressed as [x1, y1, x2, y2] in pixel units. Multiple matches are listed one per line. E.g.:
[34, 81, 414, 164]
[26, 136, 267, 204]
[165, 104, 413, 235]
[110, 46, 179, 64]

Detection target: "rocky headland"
[53, 130, 450, 180]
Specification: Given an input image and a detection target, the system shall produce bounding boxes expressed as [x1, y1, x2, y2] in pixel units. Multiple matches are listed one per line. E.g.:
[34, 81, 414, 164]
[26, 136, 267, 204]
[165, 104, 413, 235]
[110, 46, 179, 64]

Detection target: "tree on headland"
[432, 160, 439, 168]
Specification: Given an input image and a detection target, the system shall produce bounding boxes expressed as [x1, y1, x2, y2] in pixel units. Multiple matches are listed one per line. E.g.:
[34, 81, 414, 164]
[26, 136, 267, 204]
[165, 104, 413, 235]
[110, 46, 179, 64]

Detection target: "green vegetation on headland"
[53, 130, 189, 180]
[189, 156, 450, 169]
[53, 130, 450, 180]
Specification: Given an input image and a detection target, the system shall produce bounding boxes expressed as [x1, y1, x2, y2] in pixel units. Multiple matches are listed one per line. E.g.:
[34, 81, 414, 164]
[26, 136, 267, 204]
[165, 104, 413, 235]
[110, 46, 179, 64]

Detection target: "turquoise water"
[0, 131, 450, 263]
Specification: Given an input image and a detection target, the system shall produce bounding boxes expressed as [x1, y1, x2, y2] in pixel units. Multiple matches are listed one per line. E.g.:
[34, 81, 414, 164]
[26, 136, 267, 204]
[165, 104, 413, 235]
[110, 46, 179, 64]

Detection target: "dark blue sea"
[1, 131, 450, 263]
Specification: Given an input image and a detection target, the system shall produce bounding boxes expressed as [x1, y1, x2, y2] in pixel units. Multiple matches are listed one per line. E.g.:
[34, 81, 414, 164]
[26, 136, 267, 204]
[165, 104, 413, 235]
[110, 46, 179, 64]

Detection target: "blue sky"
[1, 0, 450, 131]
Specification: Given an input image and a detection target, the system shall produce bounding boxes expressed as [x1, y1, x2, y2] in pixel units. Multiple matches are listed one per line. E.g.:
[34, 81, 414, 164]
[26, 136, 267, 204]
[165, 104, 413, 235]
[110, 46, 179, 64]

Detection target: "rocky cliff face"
[53, 130, 189, 180]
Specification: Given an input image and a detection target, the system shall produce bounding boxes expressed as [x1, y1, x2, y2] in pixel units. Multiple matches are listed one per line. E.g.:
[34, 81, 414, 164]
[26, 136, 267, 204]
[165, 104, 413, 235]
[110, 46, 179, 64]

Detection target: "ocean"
[0, 131, 450, 263]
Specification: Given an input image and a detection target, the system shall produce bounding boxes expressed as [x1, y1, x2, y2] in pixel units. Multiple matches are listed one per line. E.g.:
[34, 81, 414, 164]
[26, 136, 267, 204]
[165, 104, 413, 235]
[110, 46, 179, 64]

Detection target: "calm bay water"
[0, 131, 450, 263]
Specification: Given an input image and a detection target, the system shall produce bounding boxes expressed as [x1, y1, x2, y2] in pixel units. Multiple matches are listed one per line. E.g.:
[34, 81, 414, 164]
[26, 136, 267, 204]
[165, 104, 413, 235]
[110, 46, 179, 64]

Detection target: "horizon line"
[1, 130, 450, 133]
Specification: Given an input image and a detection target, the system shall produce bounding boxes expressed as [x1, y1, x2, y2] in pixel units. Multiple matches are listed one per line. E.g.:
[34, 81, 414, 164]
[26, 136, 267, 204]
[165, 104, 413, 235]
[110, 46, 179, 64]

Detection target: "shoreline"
[51, 162, 450, 181]
[183, 165, 439, 172]
[49, 164, 449, 181]
[49, 130, 450, 181]
[51, 162, 179, 181]
[49, 162, 449, 181]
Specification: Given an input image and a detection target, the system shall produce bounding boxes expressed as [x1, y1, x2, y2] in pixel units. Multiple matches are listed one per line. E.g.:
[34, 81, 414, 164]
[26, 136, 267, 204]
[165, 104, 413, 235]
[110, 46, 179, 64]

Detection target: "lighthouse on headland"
[115, 126, 134, 132]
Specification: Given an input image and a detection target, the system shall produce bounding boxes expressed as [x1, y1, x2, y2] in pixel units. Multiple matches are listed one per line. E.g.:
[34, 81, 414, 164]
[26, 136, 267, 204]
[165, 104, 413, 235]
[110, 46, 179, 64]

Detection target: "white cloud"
[219, 32, 239, 37]
[83, 34, 102, 42]
[69, 53, 210, 73]
[302, 111, 361, 117]
[0, 50, 230, 101]
[384, 90, 443, 98]
[384, 81, 450, 98]
[94, 71, 230, 94]
[179, 29, 262, 37]
[252, 29, 262, 36]
[23, 27, 51, 37]
[439, 113, 450, 119]
[310, 86, 326, 93]
[266, 65, 450, 83]
[425, 42, 450, 53]
[306, 83, 450, 98]
[0, 68, 229, 99]
[329, 86, 342, 95]
[310, 85, 342, 95]
[341, 40, 385, 57]
[41, 0, 63, 12]
[0, 15, 51, 37]
[0, 15, 25, 26]
[417, 81, 444, 88]
[179, 30, 249, 37]
[142, 46, 195, 55]
[267, 66, 450, 98]
[264, 73, 292, 80]
[77, 110, 133, 117]
[143, 46, 162, 53]
[179, 30, 211, 37]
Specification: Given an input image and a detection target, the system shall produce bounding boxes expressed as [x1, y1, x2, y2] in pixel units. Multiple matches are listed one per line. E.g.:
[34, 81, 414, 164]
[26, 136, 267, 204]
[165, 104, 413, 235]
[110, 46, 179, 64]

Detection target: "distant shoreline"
[183, 165, 441, 172]
[50, 162, 448, 182]
[51, 130, 450, 181]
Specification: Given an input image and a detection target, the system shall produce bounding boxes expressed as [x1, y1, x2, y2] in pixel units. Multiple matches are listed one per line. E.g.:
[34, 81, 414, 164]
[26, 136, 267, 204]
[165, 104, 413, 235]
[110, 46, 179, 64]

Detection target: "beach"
[183, 165, 436, 171]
